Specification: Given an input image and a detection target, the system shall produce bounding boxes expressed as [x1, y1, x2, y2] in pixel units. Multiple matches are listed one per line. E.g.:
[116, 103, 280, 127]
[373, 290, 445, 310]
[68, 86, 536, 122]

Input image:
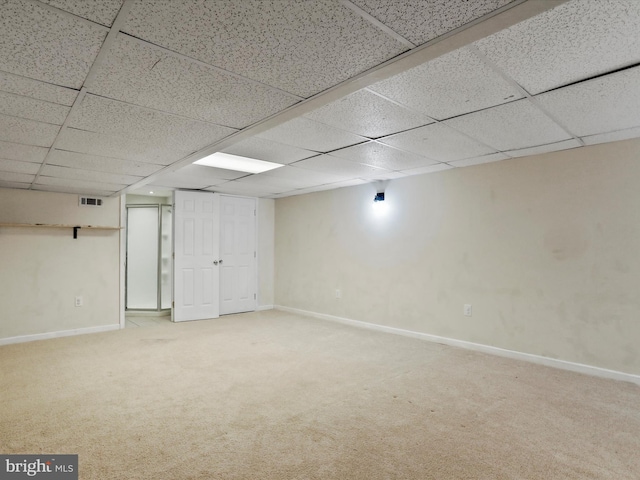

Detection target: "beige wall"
[0, 188, 121, 339]
[275, 138, 640, 375]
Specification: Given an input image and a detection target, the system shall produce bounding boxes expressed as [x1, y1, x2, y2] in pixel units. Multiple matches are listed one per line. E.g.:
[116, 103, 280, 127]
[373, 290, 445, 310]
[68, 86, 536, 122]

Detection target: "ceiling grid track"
[466, 44, 586, 147]
[29, 0, 137, 189]
[115, 0, 562, 197]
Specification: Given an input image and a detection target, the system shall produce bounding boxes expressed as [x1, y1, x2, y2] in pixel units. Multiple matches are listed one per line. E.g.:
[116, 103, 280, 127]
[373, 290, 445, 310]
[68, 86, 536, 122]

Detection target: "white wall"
[0, 188, 121, 340]
[275, 138, 640, 375]
[257, 198, 275, 307]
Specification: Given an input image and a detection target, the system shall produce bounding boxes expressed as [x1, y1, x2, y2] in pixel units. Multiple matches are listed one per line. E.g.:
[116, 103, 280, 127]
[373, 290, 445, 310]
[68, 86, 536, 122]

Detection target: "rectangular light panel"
[194, 152, 284, 174]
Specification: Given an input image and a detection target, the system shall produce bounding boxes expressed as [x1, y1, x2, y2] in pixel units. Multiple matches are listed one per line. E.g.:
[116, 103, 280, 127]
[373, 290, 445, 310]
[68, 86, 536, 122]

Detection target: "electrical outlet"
[463, 304, 472, 317]
[335, 289, 342, 299]
[75, 296, 83, 307]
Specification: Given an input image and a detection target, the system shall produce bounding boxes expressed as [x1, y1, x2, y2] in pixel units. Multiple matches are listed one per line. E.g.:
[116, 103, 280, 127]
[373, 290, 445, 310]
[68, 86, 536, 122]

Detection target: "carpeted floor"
[1, 310, 639, 479]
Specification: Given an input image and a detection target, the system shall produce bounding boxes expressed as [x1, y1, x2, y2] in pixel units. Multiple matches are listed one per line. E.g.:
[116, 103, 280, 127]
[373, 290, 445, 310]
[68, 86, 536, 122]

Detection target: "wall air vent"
[79, 196, 103, 207]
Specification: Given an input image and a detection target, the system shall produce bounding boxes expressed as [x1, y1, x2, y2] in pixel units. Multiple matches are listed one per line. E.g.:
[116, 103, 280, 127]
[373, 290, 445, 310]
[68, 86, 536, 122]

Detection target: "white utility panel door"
[219, 195, 256, 315]
[173, 190, 220, 322]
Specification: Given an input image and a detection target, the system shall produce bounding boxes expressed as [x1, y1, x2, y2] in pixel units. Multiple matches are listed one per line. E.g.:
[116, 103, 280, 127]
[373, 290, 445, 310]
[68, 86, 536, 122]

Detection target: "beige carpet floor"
[1, 310, 639, 479]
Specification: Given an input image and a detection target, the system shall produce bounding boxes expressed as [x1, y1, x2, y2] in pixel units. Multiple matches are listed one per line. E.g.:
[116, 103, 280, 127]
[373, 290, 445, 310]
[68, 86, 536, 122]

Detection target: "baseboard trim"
[256, 305, 274, 312]
[275, 305, 640, 386]
[0, 324, 121, 346]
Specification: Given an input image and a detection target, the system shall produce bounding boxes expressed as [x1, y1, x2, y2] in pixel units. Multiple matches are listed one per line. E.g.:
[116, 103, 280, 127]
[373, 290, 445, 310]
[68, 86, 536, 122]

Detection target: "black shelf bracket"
[73, 226, 81, 239]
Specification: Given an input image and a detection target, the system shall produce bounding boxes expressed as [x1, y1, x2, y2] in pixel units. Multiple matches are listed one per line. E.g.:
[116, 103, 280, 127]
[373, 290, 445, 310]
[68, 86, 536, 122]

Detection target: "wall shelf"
[0, 223, 122, 239]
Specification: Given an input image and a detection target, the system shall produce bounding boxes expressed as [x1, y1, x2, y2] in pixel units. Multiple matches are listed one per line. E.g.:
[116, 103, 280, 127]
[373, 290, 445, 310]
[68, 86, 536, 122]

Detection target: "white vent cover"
[79, 196, 103, 207]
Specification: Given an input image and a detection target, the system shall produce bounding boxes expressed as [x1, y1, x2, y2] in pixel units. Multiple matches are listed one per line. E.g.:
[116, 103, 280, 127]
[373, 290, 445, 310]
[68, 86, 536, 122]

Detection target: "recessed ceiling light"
[194, 152, 284, 174]
[149, 191, 154, 194]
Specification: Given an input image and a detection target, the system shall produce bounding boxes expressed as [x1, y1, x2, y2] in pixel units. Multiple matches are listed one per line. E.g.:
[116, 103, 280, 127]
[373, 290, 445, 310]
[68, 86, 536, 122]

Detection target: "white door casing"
[219, 195, 256, 315]
[173, 190, 220, 322]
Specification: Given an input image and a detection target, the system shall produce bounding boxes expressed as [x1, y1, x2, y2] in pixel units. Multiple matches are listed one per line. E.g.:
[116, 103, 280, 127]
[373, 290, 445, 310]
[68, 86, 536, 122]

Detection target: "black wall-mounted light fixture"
[374, 192, 385, 202]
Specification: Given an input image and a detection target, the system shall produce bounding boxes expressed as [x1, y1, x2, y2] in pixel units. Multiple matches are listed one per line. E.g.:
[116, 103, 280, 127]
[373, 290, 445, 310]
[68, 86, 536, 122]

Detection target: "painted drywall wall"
[0, 188, 121, 339]
[257, 198, 275, 307]
[275, 138, 640, 375]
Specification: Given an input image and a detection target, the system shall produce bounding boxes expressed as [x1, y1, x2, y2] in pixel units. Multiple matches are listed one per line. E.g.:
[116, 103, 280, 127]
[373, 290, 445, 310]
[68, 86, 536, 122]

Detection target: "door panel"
[173, 190, 220, 322]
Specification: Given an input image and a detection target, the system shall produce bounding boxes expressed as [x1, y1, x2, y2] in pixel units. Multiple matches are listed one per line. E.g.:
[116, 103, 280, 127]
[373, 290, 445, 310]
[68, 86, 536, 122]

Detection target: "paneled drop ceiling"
[1, 0, 639, 199]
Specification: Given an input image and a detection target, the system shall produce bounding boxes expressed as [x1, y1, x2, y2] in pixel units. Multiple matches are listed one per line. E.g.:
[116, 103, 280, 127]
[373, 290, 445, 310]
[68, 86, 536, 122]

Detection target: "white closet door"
[126, 206, 159, 309]
[173, 191, 220, 322]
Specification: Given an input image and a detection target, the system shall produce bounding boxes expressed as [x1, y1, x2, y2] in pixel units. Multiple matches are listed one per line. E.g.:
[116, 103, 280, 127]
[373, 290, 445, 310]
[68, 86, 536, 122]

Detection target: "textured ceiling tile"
[47, 150, 163, 176]
[90, 35, 298, 129]
[32, 183, 115, 196]
[147, 178, 216, 190]
[379, 123, 495, 161]
[221, 137, 317, 165]
[0, 113, 60, 147]
[369, 47, 523, 120]
[68, 95, 236, 153]
[36, 175, 125, 192]
[506, 139, 581, 158]
[293, 154, 390, 178]
[0, 0, 107, 88]
[351, 0, 513, 46]
[0, 171, 35, 183]
[444, 99, 571, 151]
[582, 126, 640, 146]
[123, 0, 406, 98]
[57, 128, 184, 165]
[0, 180, 30, 189]
[535, 67, 640, 138]
[474, 0, 640, 94]
[39, 0, 124, 27]
[447, 152, 509, 167]
[257, 117, 367, 152]
[304, 89, 433, 138]
[0, 71, 78, 106]
[207, 181, 284, 196]
[0, 159, 40, 174]
[41, 164, 143, 185]
[235, 174, 313, 191]
[0, 140, 48, 163]
[330, 141, 438, 170]
[172, 164, 247, 181]
[261, 165, 348, 185]
[399, 163, 454, 175]
[0, 91, 70, 125]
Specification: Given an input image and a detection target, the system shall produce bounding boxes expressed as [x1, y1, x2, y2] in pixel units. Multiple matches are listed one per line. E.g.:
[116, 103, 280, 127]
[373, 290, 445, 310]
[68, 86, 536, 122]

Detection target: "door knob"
[213, 260, 218, 265]
[219, 259, 223, 264]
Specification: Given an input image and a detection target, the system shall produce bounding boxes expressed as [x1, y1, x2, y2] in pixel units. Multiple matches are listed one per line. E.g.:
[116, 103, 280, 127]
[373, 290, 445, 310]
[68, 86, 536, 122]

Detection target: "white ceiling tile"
[536, 67, 640, 138]
[235, 174, 313, 192]
[293, 154, 390, 178]
[206, 181, 283, 196]
[90, 35, 298, 129]
[351, 0, 513, 46]
[0, 180, 30, 189]
[379, 123, 495, 161]
[56, 128, 183, 165]
[32, 183, 115, 196]
[369, 47, 523, 120]
[47, 150, 163, 176]
[147, 178, 214, 190]
[400, 163, 454, 176]
[474, 0, 640, 94]
[0, 113, 60, 147]
[304, 89, 433, 138]
[447, 152, 509, 167]
[0, 91, 70, 125]
[0, 158, 41, 175]
[261, 165, 348, 185]
[222, 137, 317, 165]
[39, 0, 124, 27]
[170, 164, 248, 181]
[0, 0, 107, 88]
[123, 0, 406, 98]
[257, 117, 367, 153]
[0, 71, 78, 106]
[582, 126, 640, 147]
[36, 175, 125, 192]
[506, 139, 582, 158]
[0, 140, 48, 163]
[68, 95, 237, 153]
[444, 99, 571, 151]
[363, 170, 407, 181]
[41, 164, 143, 185]
[0, 171, 35, 183]
[330, 141, 438, 170]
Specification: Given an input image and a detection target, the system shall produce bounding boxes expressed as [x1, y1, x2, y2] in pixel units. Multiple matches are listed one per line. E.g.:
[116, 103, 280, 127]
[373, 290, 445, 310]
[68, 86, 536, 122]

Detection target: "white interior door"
[126, 206, 159, 309]
[219, 195, 256, 315]
[173, 190, 220, 322]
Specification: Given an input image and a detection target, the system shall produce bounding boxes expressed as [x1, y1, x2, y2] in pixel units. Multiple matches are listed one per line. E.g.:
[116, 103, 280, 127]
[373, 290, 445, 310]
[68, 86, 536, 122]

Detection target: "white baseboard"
[0, 324, 121, 346]
[256, 305, 274, 312]
[275, 305, 640, 386]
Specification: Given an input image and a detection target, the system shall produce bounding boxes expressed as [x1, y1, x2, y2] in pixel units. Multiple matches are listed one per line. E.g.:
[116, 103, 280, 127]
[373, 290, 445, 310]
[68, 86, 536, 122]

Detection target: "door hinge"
[254, 251, 256, 258]
[172, 301, 174, 308]
[172, 252, 175, 259]
[254, 209, 256, 216]
[254, 293, 256, 300]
